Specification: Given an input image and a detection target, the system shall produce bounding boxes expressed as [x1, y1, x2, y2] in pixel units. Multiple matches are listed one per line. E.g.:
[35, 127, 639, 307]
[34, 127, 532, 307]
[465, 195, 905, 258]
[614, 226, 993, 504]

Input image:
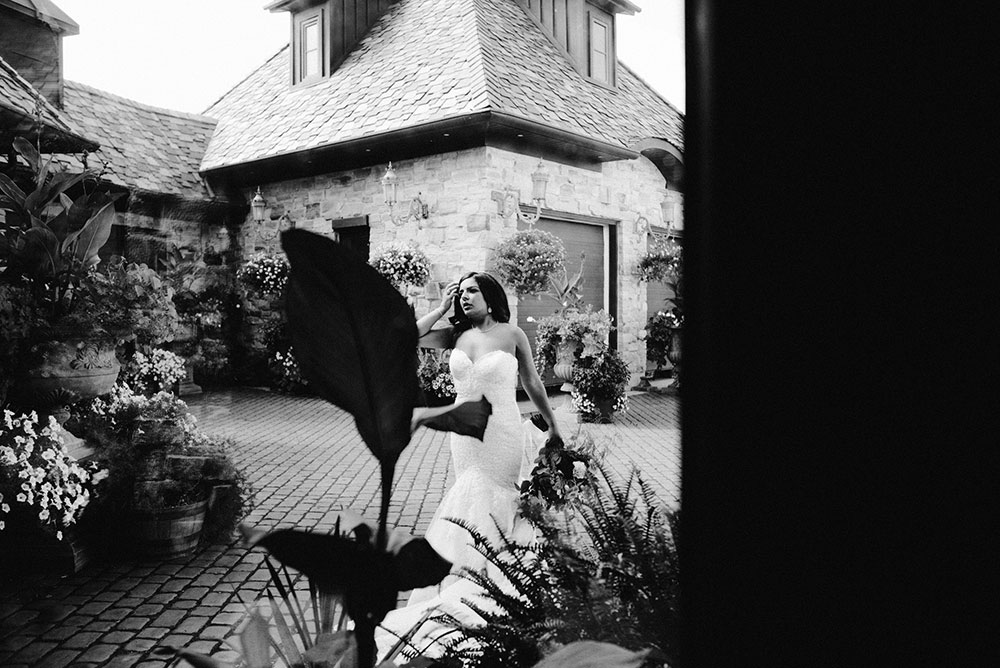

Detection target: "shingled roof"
[201, 0, 682, 173]
[59, 81, 217, 200]
[0, 53, 97, 153]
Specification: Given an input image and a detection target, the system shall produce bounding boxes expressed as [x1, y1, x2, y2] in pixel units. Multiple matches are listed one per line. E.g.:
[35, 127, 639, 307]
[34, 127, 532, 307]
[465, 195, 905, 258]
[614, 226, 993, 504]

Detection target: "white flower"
[573, 461, 587, 479]
[1, 503, 9, 513]
[55, 531, 63, 541]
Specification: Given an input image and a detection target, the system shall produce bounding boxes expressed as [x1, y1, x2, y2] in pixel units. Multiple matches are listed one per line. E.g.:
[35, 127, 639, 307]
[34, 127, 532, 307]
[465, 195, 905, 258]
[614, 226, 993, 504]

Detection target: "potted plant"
[637, 236, 683, 390]
[534, 305, 614, 386]
[1, 409, 109, 572]
[416, 348, 456, 406]
[368, 243, 431, 292]
[570, 347, 631, 423]
[120, 347, 187, 396]
[80, 385, 253, 558]
[490, 228, 565, 298]
[1, 138, 178, 421]
[644, 309, 683, 382]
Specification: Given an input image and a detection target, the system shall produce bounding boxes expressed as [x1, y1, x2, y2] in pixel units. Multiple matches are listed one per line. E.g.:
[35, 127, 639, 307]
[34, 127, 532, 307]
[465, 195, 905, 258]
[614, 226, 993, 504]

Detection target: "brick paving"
[0, 387, 679, 667]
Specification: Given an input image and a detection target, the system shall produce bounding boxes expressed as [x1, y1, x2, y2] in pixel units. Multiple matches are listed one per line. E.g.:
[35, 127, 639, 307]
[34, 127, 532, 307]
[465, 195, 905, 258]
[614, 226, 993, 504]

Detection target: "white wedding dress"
[375, 348, 543, 663]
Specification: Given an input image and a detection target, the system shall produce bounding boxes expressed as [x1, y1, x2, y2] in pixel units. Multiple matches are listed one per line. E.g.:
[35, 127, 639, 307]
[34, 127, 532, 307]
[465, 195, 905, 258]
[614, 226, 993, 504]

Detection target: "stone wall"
[244, 146, 672, 384]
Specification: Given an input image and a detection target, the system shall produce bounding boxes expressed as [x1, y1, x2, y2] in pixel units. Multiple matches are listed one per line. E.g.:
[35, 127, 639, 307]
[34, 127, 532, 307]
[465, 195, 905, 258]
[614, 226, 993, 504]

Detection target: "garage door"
[516, 218, 613, 386]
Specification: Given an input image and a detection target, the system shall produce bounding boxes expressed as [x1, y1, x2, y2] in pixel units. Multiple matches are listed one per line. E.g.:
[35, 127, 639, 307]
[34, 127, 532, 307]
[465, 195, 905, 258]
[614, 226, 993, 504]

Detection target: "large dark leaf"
[0, 172, 26, 209]
[12, 137, 40, 175]
[243, 520, 452, 668]
[64, 197, 118, 265]
[9, 225, 59, 278]
[417, 399, 492, 439]
[241, 514, 452, 593]
[282, 229, 418, 469]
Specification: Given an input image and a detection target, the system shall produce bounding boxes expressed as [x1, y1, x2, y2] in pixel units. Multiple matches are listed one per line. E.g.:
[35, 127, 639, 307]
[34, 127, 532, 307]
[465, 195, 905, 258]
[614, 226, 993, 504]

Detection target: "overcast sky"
[57, 0, 684, 115]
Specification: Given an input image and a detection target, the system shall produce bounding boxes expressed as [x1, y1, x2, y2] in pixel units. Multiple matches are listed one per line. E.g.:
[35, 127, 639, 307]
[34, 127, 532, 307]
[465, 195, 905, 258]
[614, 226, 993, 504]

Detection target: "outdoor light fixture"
[250, 187, 294, 240]
[635, 215, 651, 235]
[493, 158, 550, 227]
[381, 163, 429, 226]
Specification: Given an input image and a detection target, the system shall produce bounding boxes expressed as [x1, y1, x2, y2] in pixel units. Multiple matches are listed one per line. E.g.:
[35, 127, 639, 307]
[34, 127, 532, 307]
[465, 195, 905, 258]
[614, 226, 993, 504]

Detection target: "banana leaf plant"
[220, 229, 492, 667]
[0, 136, 123, 333]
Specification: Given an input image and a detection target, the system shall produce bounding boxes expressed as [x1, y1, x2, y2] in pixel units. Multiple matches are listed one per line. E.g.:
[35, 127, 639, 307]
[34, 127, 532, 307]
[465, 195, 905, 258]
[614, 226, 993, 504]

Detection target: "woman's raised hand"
[439, 281, 459, 313]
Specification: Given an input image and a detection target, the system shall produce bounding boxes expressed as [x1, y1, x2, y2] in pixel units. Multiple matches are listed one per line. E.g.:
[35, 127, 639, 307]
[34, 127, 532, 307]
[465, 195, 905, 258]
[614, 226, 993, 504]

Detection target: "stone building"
[1, 0, 683, 383]
[202, 0, 684, 381]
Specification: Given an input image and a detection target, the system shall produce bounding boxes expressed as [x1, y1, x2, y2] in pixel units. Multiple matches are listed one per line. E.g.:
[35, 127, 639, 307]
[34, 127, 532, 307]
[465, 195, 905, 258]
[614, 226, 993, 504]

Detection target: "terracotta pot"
[131, 499, 208, 559]
[8, 338, 120, 411]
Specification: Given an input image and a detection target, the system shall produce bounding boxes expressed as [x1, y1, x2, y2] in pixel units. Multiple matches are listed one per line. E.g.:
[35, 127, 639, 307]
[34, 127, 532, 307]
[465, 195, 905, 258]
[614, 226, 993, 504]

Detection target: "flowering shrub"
[570, 348, 631, 420]
[269, 346, 308, 394]
[368, 244, 431, 289]
[636, 236, 683, 285]
[237, 253, 290, 297]
[518, 433, 595, 513]
[533, 305, 614, 374]
[645, 309, 683, 371]
[121, 348, 186, 395]
[82, 385, 198, 440]
[490, 229, 566, 297]
[0, 411, 108, 539]
[417, 348, 456, 403]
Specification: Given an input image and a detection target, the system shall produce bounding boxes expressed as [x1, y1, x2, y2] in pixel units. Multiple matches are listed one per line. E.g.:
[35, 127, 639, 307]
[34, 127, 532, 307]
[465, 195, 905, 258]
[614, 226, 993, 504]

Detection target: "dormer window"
[586, 3, 616, 86]
[293, 5, 326, 86]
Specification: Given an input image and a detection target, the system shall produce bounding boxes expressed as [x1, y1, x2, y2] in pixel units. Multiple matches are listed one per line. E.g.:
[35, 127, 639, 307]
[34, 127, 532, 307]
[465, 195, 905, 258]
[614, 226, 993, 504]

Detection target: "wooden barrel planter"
[131, 499, 208, 559]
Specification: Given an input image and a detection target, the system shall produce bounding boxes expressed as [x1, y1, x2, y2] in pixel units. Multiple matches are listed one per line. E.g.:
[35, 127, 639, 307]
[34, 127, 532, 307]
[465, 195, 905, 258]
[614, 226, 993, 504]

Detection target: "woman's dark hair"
[449, 271, 510, 341]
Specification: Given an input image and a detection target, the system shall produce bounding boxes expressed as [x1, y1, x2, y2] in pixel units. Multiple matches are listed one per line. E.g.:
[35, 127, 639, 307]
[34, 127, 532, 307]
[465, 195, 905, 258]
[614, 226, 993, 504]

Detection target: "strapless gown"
[375, 349, 544, 662]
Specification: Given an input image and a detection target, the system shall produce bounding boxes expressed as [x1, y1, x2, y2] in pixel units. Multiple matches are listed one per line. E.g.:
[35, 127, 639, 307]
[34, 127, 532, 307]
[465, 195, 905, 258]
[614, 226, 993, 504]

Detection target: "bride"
[376, 271, 563, 661]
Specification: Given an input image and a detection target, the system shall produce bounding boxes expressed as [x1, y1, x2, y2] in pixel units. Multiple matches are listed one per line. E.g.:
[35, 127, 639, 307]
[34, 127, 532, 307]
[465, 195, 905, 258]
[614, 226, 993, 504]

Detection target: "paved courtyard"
[0, 387, 680, 667]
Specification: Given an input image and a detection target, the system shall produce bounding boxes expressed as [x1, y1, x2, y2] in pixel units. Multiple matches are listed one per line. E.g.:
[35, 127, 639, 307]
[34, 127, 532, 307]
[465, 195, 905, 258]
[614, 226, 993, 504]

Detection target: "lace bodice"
[449, 348, 519, 405]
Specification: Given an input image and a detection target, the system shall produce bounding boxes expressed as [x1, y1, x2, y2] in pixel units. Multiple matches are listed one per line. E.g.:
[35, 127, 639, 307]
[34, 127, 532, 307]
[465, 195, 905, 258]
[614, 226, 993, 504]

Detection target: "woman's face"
[458, 276, 489, 320]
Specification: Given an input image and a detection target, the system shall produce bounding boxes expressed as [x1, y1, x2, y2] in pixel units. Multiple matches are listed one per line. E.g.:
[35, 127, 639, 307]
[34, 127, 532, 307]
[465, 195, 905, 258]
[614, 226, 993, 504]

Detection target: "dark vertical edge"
[330, 0, 346, 70]
[608, 220, 619, 351]
[343, 0, 357, 47]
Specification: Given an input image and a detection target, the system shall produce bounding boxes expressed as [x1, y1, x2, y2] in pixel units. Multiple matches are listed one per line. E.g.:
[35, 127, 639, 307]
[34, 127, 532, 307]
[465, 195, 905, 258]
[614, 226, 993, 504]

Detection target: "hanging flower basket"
[368, 244, 431, 291]
[237, 253, 290, 297]
[636, 237, 683, 284]
[490, 229, 566, 297]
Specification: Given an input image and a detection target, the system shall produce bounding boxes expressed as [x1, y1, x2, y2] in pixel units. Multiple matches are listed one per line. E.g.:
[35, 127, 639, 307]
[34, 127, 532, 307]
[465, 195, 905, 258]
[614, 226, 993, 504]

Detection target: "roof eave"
[200, 110, 638, 190]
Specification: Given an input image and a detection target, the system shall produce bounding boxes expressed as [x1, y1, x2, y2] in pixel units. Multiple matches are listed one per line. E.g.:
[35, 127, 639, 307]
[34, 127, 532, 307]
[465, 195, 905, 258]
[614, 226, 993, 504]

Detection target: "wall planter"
[131, 498, 208, 559]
